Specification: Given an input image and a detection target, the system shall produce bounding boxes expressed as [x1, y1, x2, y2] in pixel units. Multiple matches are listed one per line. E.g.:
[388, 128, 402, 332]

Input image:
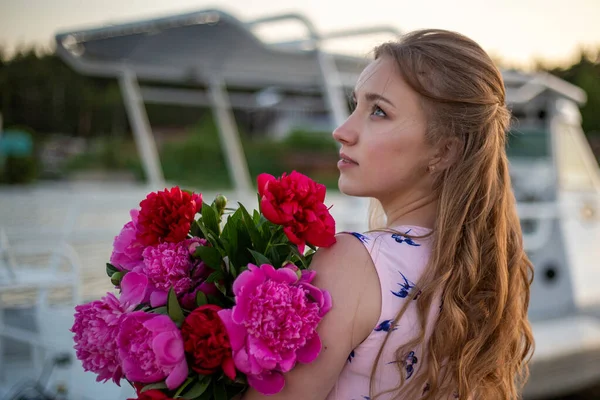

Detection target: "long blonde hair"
[368, 30, 534, 399]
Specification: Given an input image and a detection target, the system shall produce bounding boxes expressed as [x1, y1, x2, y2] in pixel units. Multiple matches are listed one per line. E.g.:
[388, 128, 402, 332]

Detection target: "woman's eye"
[372, 105, 387, 118]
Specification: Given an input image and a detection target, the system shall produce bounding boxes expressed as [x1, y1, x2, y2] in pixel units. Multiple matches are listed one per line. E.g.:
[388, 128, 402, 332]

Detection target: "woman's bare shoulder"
[310, 233, 381, 346]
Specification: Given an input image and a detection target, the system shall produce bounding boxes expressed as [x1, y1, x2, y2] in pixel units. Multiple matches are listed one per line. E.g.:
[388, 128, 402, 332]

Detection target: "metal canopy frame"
[54, 9, 586, 192]
[54, 9, 399, 191]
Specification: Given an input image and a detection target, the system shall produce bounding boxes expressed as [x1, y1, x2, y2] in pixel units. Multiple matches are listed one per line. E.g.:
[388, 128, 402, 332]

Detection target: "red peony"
[181, 304, 236, 380]
[128, 384, 174, 400]
[257, 171, 336, 253]
[137, 187, 202, 246]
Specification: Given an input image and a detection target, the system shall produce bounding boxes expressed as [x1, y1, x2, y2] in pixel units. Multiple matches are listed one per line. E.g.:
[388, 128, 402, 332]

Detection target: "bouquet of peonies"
[71, 171, 337, 400]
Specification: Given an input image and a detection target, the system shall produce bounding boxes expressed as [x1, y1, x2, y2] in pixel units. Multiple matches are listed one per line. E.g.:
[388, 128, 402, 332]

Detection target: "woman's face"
[333, 56, 435, 205]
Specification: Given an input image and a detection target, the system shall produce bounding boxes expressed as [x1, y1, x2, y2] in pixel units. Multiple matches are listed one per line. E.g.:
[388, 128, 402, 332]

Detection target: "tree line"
[1, 46, 599, 138]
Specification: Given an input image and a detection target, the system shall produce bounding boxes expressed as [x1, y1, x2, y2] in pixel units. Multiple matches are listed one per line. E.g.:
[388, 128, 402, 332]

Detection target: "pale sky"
[1, 0, 600, 69]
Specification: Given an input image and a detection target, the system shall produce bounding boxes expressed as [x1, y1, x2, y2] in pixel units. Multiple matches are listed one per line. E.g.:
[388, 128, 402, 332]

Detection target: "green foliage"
[0, 154, 37, 184]
[549, 51, 600, 137]
[167, 288, 185, 325]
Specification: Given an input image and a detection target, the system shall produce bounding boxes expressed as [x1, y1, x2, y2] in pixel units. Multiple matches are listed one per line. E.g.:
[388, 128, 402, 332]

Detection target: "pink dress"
[326, 226, 442, 400]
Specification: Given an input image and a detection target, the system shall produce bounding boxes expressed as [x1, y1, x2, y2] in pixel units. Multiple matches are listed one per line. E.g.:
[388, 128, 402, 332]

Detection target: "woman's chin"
[337, 177, 366, 197]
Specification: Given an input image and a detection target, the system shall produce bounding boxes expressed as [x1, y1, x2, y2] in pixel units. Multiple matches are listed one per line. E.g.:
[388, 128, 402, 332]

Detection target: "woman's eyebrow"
[351, 90, 395, 107]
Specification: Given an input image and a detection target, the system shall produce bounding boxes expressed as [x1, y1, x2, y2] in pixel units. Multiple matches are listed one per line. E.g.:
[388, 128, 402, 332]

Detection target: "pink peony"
[119, 271, 151, 309]
[110, 209, 145, 271]
[117, 312, 188, 390]
[139, 237, 206, 307]
[71, 293, 126, 385]
[218, 264, 332, 395]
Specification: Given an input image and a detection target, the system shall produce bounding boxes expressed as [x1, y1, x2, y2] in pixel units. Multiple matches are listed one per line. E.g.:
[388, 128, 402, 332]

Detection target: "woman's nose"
[332, 117, 358, 145]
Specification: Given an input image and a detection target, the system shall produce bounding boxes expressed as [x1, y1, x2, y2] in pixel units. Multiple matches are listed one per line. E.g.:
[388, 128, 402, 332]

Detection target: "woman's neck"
[382, 193, 438, 230]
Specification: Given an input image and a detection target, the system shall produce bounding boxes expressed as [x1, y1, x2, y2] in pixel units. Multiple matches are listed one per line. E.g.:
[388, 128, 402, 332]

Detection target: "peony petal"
[260, 196, 287, 225]
[232, 266, 265, 297]
[129, 208, 140, 223]
[273, 267, 299, 284]
[121, 358, 141, 382]
[232, 298, 251, 325]
[217, 309, 247, 351]
[165, 359, 188, 390]
[301, 282, 324, 307]
[119, 272, 149, 310]
[296, 334, 322, 364]
[259, 264, 277, 280]
[247, 371, 285, 395]
[320, 290, 333, 317]
[257, 173, 275, 197]
[283, 226, 305, 253]
[248, 336, 277, 370]
[150, 290, 168, 307]
[144, 315, 177, 334]
[233, 347, 252, 374]
[304, 218, 336, 248]
[299, 270, 316, 284]
[222, 356, 237, 380]
[152, 331, 184, 365]
[278, 351, 296, 373]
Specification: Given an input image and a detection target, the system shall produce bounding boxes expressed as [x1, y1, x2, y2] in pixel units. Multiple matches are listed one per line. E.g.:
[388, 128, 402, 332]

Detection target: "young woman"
[243, 29, 534, 400]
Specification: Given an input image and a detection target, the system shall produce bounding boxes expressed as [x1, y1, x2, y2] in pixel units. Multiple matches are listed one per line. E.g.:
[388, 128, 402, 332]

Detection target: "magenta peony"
[119, 271, 151, 309]
[139, 237, 207, 307]
[71, 293, 126, 385]
[117, 312, 188, 390]
[218, 263, 332, 395]
[110, 209, 145, 271]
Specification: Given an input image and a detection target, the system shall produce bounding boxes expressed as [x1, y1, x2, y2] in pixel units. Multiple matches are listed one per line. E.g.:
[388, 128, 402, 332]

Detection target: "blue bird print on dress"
[374, 319, 397, 332]
[347, 350, 355, 363]
[391, 230, 420, 247]
[350, 232, 370, 244]
[391, 271, 419, 300]
[405, 351, 418, 379]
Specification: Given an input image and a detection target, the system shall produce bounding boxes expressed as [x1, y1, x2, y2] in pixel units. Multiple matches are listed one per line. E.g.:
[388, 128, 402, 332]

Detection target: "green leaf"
[193, 246, 222, 270]
[190, 220, 204, 238]
[167, 287, 185, 324]
[221, 213, 239, 255]
[181, 377, 211, 399]
[215, 281, 227, 296]
[174, 377, 194, 397]
[253, 209, 261, 224]
[106, 263, 120, 278]
[140, 382, 168, 393]
[150, 306, 168, 315]
[201, 202, 220, 235]
[249, 250, 271, 266]
[213, 382, 227, 400]
[207, 294, 226, 308]
[195, 390, 213, 400]
[195, 291, 208, 307]
[238, 203, 265, 252]
[206, 270, 224, 284]
[289, 245, 309, 269]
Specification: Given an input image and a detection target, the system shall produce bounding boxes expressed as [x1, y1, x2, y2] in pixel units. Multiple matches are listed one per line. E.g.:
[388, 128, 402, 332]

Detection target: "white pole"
[207, 77, 253, 193]
[119, 69, 165, 187]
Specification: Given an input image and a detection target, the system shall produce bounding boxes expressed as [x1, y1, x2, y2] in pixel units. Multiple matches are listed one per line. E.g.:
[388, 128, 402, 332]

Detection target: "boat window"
[506, 128, 550, 160]
[556, 123, 600, 192]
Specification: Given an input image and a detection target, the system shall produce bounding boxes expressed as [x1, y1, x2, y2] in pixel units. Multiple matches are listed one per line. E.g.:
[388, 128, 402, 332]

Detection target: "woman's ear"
[428, 138, 461, 172]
